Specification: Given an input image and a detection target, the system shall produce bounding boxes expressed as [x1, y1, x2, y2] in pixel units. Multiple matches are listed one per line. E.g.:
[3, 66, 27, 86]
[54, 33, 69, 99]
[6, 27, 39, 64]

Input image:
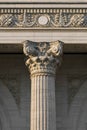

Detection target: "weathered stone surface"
[23, 40, 63, 130]
[23, 40, 63, 76]
[0, 8, 87, 28]
[0, 54, 87, 130]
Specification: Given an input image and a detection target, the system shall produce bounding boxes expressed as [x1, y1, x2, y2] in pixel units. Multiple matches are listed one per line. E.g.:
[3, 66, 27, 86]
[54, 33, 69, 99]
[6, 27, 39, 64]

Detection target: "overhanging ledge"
[0, 28, 87, 53]
[0, 5, 87, 53]
[0, 44, 87, 53]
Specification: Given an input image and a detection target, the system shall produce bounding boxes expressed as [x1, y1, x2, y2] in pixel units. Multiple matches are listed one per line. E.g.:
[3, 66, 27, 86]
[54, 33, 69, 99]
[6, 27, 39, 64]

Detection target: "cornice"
[0, 2, 87, 4]
[0, 0, 87, 4]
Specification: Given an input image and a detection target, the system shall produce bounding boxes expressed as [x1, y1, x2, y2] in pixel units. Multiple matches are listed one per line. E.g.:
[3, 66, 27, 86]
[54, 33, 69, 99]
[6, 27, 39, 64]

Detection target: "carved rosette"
[23, 40, 63, 76]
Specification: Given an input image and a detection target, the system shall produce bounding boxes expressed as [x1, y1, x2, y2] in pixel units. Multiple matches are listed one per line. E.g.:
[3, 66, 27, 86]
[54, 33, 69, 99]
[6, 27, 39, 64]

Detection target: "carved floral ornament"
[0, 8, 87, 28]
[23, 40, 63, 76]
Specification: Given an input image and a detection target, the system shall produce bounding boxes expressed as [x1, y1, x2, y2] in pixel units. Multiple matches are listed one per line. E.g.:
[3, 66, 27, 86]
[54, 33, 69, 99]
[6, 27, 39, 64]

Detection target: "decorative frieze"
[0, 8, 87, 28]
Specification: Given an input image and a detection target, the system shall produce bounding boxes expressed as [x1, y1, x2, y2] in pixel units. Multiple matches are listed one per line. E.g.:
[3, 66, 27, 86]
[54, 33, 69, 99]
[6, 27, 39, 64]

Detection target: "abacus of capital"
[23, 40, 63, 130]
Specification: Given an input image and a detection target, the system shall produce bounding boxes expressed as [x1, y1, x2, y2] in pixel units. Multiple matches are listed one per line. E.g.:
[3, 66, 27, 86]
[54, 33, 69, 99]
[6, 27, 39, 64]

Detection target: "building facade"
[0, 1, 87, 130]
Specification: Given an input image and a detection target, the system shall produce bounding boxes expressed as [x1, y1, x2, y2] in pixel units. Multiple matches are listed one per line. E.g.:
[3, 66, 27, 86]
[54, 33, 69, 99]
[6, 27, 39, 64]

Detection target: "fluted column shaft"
[31, 75, 56, 130]
[23, 40, 63, 130]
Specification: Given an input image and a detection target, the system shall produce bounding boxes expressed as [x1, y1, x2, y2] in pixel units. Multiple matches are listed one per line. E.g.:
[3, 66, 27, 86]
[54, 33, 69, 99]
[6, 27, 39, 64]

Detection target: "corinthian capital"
[23, 40, 63, 76]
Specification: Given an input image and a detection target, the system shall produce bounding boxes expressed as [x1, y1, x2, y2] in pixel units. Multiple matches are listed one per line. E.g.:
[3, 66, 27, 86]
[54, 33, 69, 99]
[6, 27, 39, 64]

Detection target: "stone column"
[23, 40, 63, 130]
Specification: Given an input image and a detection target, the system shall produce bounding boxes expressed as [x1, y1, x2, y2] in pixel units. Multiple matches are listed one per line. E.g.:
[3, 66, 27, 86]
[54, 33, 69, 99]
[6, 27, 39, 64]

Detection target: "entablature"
[0, 2, 87, 53]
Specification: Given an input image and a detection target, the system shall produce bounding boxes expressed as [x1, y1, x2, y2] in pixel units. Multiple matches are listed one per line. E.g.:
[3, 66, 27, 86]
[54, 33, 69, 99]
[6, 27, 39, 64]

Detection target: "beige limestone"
[1, 54, 87, 130]
[0, 0, 87, 3]
[30, 75, 56, 130]
[0, 3, 87, 8]
[23, 40, 63, 130]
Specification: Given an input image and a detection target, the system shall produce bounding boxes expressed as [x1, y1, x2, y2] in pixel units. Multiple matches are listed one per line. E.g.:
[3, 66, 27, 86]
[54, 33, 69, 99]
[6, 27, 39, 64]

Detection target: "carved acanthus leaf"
[23, 40, 63, 76]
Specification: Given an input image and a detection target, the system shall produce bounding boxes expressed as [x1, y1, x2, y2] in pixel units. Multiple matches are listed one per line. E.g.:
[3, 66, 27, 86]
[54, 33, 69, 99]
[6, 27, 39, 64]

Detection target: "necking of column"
[23, 40, 63, 130]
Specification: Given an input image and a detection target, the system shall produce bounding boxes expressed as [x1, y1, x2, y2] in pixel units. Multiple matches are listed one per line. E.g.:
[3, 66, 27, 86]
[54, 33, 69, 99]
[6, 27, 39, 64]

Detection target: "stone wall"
[0, 54, 30, 130]
[0, 54, 87, 130]
[56, 54, 87, 130]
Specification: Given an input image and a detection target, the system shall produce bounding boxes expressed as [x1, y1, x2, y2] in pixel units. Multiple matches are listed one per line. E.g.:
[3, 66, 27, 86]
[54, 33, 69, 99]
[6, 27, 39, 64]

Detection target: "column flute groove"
[23, 40, 63, 130]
